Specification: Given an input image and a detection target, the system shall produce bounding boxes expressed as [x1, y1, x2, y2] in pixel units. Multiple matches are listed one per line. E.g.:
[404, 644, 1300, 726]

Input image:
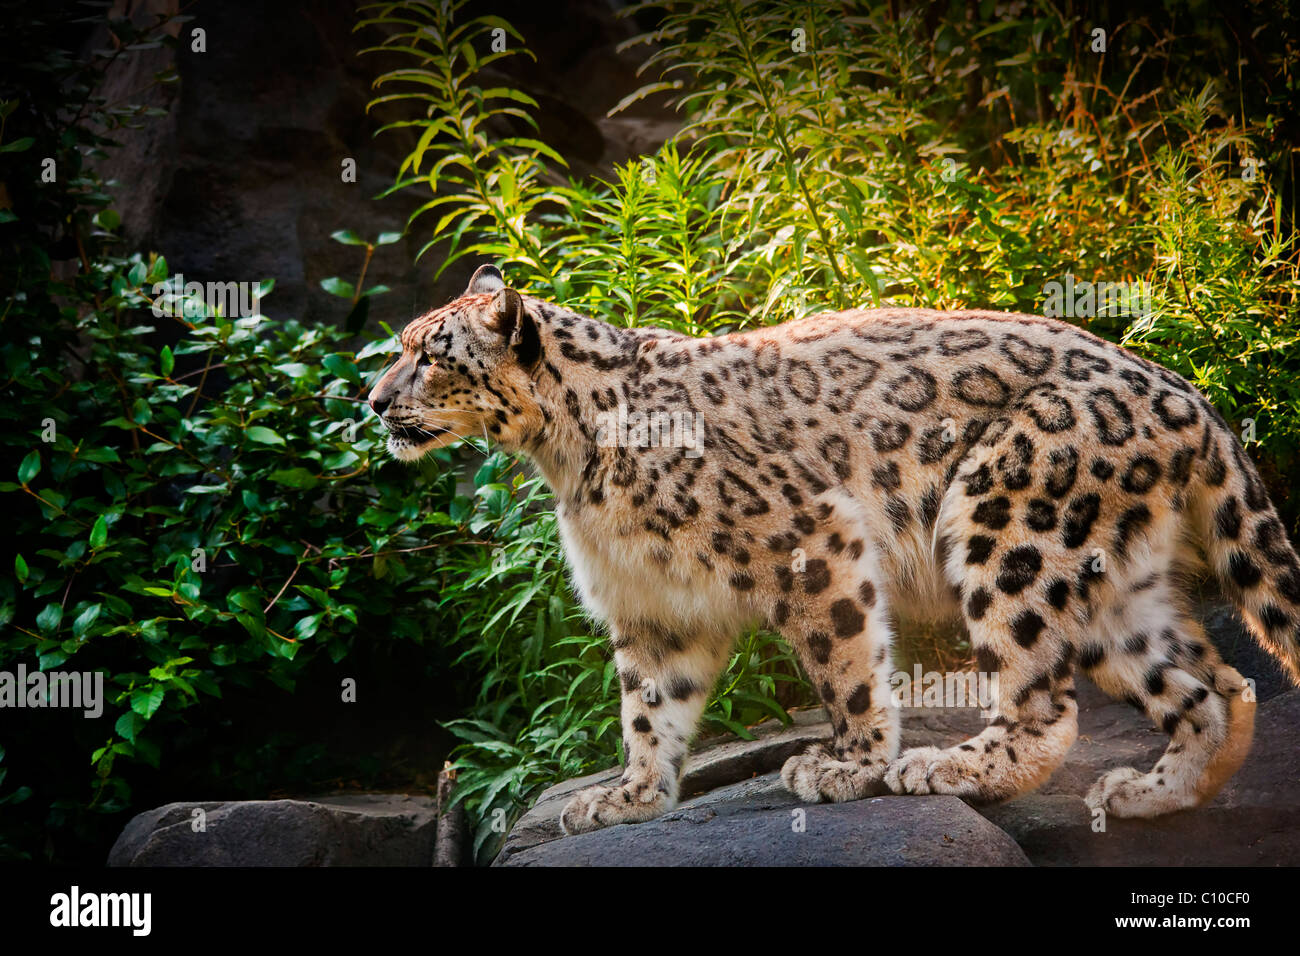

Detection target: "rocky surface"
[108, 604, 1297, 867]
[501, 785, 1030, 867]
[495, 678, 1299, 867]
[108, 794, 438, 866]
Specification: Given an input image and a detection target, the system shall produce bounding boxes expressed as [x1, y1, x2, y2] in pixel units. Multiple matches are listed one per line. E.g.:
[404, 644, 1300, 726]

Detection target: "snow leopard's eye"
[415, 352, 432, 370]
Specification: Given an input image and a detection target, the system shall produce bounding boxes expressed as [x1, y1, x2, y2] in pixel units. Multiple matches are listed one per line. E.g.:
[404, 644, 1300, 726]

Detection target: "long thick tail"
[1195, 417, 1300, 684]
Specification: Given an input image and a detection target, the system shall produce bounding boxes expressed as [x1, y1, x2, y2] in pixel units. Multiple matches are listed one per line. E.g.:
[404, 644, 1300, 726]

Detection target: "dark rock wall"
[92, 0, 677, 329]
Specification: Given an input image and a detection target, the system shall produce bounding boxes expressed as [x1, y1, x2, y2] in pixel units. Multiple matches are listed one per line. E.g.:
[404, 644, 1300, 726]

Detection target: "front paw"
[559, 782, 669, 835]
[883, 746, 947, 795]
[781, 744, 887, 803]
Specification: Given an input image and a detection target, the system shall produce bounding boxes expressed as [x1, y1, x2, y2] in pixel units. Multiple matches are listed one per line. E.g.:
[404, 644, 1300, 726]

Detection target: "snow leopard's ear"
[482, 286, 541, 366]
[465, 263, 506, 296]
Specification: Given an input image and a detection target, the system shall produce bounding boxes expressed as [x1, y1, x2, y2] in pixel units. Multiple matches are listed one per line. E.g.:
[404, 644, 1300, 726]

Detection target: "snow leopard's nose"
[370, 395, 391, 416]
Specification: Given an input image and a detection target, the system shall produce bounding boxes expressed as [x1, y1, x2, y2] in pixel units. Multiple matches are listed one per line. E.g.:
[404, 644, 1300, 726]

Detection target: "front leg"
[771, 536, 900, 802]
[560, 625, 729, 835]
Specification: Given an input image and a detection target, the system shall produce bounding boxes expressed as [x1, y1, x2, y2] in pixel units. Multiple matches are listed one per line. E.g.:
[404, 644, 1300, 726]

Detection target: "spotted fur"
[369, 265, 1300, 831]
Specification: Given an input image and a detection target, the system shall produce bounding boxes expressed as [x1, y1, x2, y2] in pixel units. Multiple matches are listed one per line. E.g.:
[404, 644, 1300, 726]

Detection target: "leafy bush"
[0, 5, 536, 862]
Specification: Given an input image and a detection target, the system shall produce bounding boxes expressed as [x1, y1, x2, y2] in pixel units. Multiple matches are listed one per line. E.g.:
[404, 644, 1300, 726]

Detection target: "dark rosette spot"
[966, 535, 995, 564]
[967, 587, 992, 620]
[952, 365, 1012, 407]
[830, 598, 865, 638]
[937, 327, 992, 355]
[1011, 610, 1046, 647]
[1087, 388, 1136, 446]
[1064, 349, 1112, 381]
[1023, 386, 1077, 433]
[784, 359, 822, 403]
[1026, 498, 1058, 532]
[973, 496, 1012, 529]
[883, 364, 938, 412]
[1121, 455, 1162, 494]
[1000, 334, 1054, 374]
[868, 418, 912, 453]
[1152, 390, 1199, 430]
[803, 559, 831, 594]
[1113, 504, 1152, 558]
[1044, 447, 1079, 499]
[997, 545, 1043, 594]
[1062, 493, 1102, 548]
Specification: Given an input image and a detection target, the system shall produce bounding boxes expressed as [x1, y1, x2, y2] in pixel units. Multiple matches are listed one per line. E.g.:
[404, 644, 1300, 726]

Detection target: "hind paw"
[1085, 766, 1193, 818]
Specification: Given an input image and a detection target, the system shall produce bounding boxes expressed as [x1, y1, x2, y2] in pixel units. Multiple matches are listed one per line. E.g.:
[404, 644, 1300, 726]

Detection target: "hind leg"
[887, 419, 1092, 801]
[884, 623, 1079, 802]
[886, 513, 1082, 799]
[1081, 584, 1255, 817]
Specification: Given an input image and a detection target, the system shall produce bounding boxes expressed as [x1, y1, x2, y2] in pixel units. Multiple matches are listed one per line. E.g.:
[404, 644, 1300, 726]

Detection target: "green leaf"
[0, 136, 35, 153]
[38, 650, 68, 671]
[322, 353, 362, 384]
[115, 711, 144, 744]
[36, 603, 63, 634]
[246, 426, 286, 446]
[78, 447, 121, 464]
[14, 554, 28, 583]
[269, 467, 319, 490]
[294, 613, 322, 640]
[330, 229, 366, 246]
[375, 231, 403, 245]
[130, 685, 165, 718]
[344, 296, 370, 336]
[320, 277, 356, 299]
[72, 604, 102, 638]
[18, 450, 40, 483]
[159, 345, 174, 376]
[146, 255, 169, 283]
[89, 515, 108, 550]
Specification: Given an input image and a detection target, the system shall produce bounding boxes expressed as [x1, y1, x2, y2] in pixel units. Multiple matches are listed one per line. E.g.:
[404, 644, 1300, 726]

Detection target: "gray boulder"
[498, 784, 1030, 867]
[108, 794, 438, 866]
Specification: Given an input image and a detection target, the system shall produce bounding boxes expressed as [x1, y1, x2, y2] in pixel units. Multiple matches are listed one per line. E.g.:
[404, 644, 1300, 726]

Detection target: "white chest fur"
[555, 506, 757, 637]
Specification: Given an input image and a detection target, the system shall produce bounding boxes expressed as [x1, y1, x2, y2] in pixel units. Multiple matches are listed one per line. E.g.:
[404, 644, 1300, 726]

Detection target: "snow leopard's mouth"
[382, 418, 467, 461]
[383, 420, 431, 444]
